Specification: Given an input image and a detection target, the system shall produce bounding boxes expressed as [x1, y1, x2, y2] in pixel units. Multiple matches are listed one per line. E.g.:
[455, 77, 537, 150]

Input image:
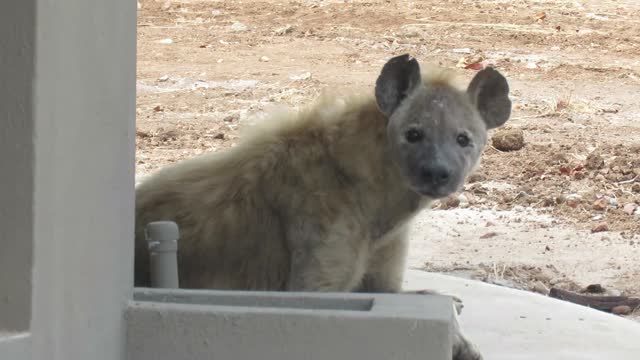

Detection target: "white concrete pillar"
[1, 0, 136, 359]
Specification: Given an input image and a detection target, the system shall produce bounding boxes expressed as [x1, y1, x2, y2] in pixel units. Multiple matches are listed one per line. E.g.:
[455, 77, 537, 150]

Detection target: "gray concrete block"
[127, 288, 454, 360]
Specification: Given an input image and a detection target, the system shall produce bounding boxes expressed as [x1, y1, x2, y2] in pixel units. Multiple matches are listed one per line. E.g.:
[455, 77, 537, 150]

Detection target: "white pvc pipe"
[145, 221, 180, 289]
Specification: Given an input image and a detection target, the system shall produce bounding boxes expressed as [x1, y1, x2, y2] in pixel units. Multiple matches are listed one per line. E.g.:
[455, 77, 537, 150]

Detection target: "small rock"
[467, 172, 486, 183]
[289, 72, 312, 81]
[534, 268, 555, 283]
[441, 196, 460, 209]
[192, 80, 209, 89]
[591, 222, 609, 233]
[231, 22, 248, 31]
[632, 183, 640, 193]
[593, 198, 608, 211]
[526, 62, 538, 69]
[275, 24, 295, 35]
[458, 194, 470, 208]
[532, 281, 550, 295]
[158, 75, 170, 82]
[462, 191, 476, 204]
[489, 278, 517, 288]
[457, 52, 486, 70]
[492, 128, 525, 151]
[214, 133, 225, 140]
[402, 29, 420, 38]
[136, 130, 150, 138]
[566, 194, 581, 208]
[608, 197, 619, 208]
[158, 38, 173, 44]
[559, 165, 572, 176]
[549, 277, 562, 286]
[211, 10, 222, 16]
[473, 268, 488, 278]
[452, 48, 473, 54]
[153, 105, 163, 112]
[584, 284, 605, 294]
[259, 56, 270, 62]
[586, 13, 609, 21]
[606, 289, 622, 297]
[223, 114, 239, 122]
[159, 129, 179, 141]
[217, 58, 224, 63]
[480, 232, 498, 239]
[550, 153, 568, 164]
[585, 151, 604, 170]
[612, 305, 632, 315]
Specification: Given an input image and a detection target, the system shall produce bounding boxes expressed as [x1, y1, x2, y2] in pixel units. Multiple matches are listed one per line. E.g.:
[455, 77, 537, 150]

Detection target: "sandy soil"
[135, 0, 639, 319]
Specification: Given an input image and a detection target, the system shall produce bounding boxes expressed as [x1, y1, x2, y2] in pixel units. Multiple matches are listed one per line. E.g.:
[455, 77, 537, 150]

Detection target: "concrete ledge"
[404, 269, 640, 360]
[0, 332, 31, 359]
[127, 288, 454, 360]
[133, 287, 374, 311]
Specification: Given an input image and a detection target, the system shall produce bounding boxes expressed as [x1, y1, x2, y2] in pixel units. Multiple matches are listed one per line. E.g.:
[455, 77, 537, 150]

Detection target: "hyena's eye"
[405, 129, 424, 143]
[457, 133, 470, 147]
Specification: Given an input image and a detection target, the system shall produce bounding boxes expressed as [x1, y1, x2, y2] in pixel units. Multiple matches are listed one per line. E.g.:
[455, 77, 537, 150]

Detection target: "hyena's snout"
[420, 162, 452, 187]
[415, 160, 461, 198]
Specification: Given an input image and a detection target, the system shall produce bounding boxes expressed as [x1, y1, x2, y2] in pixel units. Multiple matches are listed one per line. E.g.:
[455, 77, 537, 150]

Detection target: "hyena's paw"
[452, 332, 483, 360]
[405, 289, 464, 315]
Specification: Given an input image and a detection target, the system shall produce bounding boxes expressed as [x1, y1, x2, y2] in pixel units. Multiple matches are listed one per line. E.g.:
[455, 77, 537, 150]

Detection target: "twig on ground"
[549, 287, 640, 313]
[618, 175, 639, 185]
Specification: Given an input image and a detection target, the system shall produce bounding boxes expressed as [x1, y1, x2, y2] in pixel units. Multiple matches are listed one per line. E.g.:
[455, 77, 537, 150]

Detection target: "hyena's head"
[375, 54, 512, 199]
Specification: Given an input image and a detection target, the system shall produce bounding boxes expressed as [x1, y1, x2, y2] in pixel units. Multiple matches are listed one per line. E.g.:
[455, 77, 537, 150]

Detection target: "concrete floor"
[403, 270, 640, 360]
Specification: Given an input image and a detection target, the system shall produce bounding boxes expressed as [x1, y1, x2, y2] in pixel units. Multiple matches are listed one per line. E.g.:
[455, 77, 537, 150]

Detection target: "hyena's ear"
[375, 54, 422, 117]
[467, 67, 512, 130]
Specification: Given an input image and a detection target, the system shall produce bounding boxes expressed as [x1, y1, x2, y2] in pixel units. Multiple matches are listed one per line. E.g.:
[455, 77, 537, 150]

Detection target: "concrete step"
[404, 269, 640, 360]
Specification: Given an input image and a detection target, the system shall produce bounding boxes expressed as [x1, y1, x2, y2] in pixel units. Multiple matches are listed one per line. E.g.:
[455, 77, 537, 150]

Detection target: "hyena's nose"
[421, 164, 451, 186]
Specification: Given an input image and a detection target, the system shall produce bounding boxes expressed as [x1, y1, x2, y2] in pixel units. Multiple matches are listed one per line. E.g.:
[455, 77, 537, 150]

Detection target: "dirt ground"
[135, 0, 639, 319]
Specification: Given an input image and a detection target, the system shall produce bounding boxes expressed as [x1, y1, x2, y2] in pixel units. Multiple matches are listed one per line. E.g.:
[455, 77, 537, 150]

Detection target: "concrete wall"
[0, 0, 36, 333]
[0, 0, 136, 359]
[128, 289, 454, 360]
[30, 0, 137, 358]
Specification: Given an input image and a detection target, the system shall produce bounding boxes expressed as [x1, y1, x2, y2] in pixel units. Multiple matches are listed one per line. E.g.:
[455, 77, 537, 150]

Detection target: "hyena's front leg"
[356, 230, 483, 360]
[405, 289, 482, 360]
[451, 308, 483, 360]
